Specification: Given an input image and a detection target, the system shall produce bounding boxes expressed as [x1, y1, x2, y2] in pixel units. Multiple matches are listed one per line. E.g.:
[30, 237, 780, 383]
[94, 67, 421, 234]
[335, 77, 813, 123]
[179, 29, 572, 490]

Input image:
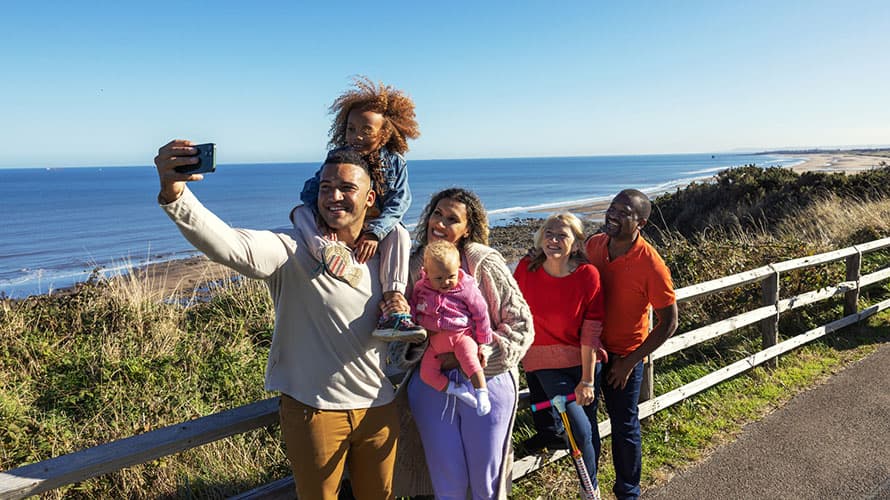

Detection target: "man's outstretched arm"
[154, 139, 290, 279]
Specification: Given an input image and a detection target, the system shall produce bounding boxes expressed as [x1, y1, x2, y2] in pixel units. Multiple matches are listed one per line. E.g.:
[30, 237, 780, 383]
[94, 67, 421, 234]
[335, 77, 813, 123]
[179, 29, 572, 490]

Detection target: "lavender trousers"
[407, 368, 516, 500]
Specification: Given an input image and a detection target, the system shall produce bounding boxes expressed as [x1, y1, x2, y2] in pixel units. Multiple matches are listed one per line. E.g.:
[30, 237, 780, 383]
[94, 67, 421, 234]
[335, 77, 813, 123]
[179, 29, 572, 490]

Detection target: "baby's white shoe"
[446, 381, 478, 408]
[475, 388, 491, 416]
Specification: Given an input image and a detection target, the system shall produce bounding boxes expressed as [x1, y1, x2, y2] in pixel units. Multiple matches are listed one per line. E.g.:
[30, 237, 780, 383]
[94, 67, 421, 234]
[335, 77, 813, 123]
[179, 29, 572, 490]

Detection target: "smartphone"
[175, 143, 216, 174]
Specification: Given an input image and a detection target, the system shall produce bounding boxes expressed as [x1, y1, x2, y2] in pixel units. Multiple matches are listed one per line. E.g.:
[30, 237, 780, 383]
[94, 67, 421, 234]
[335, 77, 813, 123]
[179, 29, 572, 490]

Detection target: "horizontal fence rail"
[652, 305, 776, 360]
[674, 265, 776, 303]
[0, 400, 280, 499]
[3, 236, 890, 499]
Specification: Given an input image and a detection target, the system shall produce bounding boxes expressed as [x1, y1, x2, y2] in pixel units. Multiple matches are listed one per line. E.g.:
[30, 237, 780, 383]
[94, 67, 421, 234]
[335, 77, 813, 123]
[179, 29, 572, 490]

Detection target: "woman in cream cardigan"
[388, 187, 534, 499]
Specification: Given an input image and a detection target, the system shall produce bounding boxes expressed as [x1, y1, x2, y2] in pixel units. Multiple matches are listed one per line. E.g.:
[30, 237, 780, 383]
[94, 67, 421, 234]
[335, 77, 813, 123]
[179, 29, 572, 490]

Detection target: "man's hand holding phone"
[154, 140, 215, 204]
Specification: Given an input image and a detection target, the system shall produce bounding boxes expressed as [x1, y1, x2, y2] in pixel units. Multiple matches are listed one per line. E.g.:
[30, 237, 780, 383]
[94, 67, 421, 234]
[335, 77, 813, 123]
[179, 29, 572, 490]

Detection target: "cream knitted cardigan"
[391, 242, 535, 498]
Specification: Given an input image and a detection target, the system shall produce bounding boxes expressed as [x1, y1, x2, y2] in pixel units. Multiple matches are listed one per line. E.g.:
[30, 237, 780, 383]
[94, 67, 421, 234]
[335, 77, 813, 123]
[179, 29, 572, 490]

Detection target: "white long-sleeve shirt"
[161, 187, 395, 409]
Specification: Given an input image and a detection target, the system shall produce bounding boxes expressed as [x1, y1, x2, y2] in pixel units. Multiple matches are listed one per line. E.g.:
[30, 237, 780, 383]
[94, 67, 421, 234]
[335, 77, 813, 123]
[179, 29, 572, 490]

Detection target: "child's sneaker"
[372, 313, 427, 343]
[321, 244, 362, 288]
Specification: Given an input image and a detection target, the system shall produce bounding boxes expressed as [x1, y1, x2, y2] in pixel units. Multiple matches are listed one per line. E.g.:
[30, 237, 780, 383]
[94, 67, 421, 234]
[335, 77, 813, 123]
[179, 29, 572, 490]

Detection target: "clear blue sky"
[2, 1, 888, 167]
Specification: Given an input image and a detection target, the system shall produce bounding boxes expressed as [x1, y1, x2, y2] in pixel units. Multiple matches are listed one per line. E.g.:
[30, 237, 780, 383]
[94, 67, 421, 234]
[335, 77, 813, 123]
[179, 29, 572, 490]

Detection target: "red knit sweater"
[513, 257, 605, 371]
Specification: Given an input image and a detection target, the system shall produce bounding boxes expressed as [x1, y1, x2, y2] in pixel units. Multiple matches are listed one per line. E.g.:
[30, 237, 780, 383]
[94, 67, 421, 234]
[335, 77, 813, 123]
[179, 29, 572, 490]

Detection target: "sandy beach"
[126, 256, 237, 294]
[786, 152, 888, 174]
[531, 198, 612, 222]
[48, 255, 238, 300]
[74, 152, 887, 299]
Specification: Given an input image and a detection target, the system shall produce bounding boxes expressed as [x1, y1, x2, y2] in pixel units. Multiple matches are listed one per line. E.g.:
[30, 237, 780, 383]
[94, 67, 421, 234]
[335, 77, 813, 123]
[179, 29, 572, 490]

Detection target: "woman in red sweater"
[514, 212, 606, 496]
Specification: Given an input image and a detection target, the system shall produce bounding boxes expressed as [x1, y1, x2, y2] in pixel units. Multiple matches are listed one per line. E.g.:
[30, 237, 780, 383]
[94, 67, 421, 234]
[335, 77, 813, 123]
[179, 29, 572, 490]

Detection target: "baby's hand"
[354, 232, 379, 263]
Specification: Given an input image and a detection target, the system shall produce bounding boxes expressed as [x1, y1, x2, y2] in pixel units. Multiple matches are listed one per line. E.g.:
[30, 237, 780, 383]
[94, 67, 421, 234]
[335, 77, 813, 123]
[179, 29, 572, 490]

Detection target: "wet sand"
[126, 256, 237, 294]
[46, 255, 237, 299]
[530, 199, 612, 222]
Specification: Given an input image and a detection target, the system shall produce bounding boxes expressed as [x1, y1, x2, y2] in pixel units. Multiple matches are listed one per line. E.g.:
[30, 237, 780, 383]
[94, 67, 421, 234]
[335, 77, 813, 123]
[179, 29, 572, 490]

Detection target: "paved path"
[645, 342, 890, 500]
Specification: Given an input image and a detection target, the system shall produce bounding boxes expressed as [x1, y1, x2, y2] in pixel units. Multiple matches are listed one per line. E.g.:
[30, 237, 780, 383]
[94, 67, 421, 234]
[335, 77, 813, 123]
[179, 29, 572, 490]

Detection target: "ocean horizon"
[0, 152, 799, 298]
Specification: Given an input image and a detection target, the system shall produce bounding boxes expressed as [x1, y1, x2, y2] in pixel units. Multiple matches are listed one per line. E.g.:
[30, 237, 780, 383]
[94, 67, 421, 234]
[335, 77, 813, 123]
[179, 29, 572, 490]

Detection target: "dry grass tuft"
[777, 195, 890, 247]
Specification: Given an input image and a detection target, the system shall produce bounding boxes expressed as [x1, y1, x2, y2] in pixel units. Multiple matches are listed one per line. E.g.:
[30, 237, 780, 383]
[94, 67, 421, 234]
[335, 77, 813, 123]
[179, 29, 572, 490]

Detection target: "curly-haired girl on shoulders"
[295, 76, 425, 341]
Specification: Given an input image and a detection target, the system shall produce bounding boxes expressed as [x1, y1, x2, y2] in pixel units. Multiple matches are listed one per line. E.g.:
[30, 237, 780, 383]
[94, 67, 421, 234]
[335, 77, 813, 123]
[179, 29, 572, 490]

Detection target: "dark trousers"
[527, 370, 564, 438]
[532, 365, 602, 487]
[601, 356, 644, 500]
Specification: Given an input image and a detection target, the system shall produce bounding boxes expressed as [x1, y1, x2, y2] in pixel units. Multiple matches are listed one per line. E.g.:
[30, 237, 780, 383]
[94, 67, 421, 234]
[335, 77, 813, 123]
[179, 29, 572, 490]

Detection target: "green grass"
[0, 272, 289, 498]
[510, 312, 890, 499]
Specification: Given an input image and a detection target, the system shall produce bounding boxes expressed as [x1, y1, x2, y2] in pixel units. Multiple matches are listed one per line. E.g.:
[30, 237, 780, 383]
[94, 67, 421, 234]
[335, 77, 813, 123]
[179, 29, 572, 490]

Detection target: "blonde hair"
[527, 212, 588, 271]
[423, 239, 460, 268]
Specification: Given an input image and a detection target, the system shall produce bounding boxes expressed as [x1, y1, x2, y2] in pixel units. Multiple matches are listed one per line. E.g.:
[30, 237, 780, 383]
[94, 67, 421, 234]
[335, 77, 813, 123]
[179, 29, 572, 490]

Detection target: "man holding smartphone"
[155, 140, 398, 500]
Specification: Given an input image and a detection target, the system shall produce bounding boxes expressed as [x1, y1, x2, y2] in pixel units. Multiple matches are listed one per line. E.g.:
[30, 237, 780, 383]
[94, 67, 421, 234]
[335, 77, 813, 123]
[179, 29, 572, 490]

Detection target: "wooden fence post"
[760, 267, 780, 368]
[844, 249, 862, 317]
[639, 358, 655, 403]
[639, 307, 655, 402]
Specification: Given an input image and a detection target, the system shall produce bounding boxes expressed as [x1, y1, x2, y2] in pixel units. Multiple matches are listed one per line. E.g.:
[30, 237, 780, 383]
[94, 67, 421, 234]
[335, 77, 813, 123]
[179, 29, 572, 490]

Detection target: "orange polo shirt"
[585, 233, 675, 356]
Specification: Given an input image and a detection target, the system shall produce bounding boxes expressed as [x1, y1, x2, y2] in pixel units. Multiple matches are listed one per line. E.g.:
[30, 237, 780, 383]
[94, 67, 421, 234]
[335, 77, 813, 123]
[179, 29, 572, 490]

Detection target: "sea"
[0, 153, 800, 298]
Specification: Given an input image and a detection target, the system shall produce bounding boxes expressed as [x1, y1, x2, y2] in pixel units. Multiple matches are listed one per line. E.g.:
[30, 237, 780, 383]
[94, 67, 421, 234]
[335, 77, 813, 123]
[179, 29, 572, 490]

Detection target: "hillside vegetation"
[3, 166, 890, 498]
[649, 165, 890, 239]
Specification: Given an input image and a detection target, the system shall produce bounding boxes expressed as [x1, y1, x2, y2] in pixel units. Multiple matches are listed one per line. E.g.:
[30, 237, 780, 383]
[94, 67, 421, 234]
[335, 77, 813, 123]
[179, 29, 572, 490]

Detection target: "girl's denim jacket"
[300, 147, 411, 240]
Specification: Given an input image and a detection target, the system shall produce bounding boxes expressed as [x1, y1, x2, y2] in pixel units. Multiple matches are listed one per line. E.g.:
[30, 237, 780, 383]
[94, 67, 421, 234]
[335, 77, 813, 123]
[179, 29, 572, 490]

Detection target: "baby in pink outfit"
[411, 240, 493, 416]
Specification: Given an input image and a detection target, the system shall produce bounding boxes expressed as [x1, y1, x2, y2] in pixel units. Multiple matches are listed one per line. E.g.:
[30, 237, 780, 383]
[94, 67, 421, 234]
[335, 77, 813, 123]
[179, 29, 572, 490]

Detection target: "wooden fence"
[3, 236, 890, 499]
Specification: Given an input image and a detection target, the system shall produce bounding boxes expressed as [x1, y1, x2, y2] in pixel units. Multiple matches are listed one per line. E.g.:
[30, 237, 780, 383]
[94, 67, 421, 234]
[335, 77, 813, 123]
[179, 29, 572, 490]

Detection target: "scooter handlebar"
[530, 393, 576, 412]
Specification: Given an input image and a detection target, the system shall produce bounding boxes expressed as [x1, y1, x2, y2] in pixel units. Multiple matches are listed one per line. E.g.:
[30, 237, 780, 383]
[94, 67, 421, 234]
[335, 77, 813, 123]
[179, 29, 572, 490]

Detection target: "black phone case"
[175, 143, 216, 174]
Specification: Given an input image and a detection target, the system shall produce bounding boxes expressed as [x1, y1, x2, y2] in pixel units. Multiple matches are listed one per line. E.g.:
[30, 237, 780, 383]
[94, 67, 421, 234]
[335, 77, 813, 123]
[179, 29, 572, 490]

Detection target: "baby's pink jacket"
[410, 269, 493, 344]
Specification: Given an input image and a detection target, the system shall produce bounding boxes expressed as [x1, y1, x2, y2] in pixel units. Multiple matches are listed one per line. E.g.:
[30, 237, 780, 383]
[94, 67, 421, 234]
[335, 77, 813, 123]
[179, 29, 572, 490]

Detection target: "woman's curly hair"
[328, 76, 420, 155]
[414, 188, 490, 254]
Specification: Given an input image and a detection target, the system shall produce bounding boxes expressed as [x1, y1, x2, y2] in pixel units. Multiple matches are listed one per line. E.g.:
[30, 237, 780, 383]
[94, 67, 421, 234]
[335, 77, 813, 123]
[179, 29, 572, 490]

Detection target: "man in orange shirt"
[585, 189, 678, 500]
